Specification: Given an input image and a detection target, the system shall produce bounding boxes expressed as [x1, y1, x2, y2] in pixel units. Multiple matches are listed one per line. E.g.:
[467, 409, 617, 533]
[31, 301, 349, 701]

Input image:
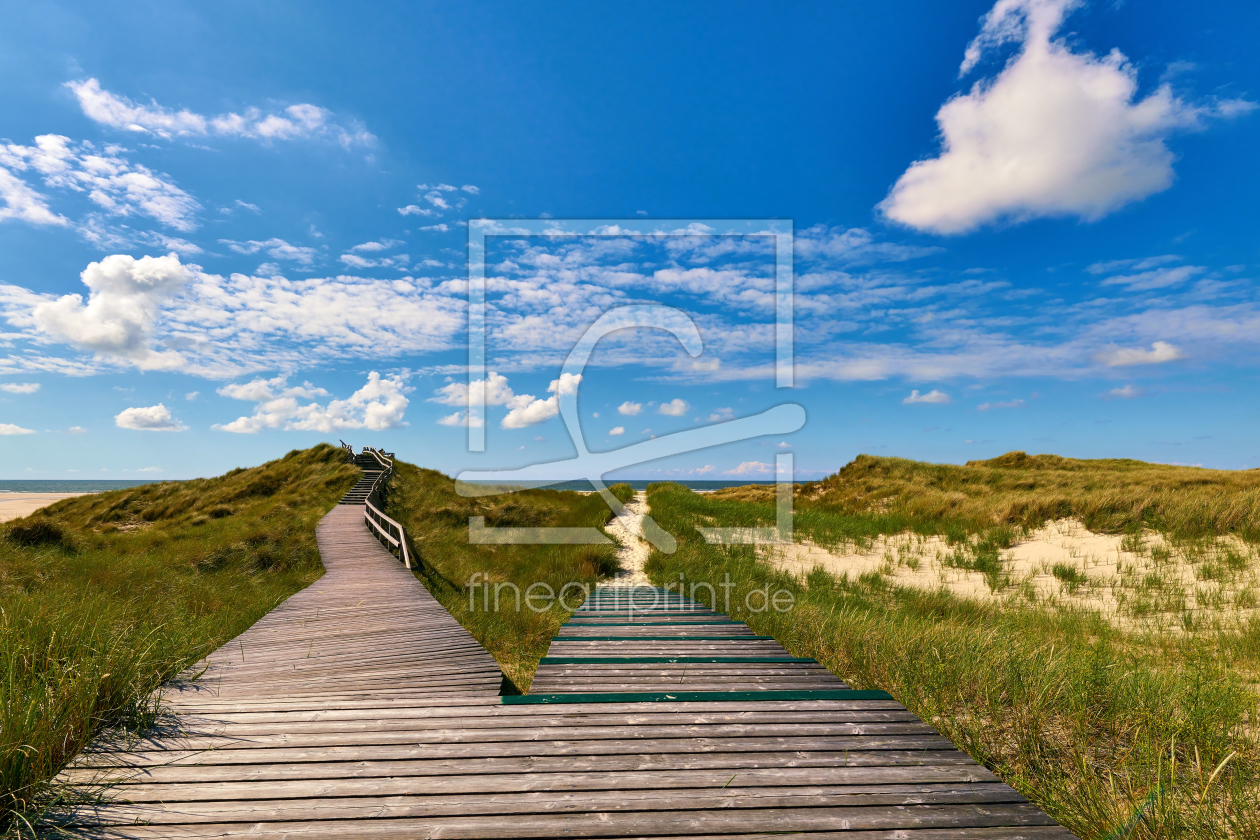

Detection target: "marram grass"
[646, 459, 1260, 840]
[0, 444, 358, 835]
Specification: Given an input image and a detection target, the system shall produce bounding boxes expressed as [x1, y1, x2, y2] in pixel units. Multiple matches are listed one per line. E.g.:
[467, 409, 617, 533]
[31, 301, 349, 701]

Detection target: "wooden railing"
[350, 444, 412, 569]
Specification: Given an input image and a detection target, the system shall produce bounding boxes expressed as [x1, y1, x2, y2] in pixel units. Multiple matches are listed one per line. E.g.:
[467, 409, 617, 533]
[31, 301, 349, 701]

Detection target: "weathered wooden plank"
[72, 783, 1028, 824]
[62, 523, 1074, 840]
[65, 803, 1063, 837]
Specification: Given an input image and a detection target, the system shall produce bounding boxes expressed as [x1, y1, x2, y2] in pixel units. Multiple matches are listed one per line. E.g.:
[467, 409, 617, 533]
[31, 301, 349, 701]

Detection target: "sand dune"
[762, 518, 1260, 631]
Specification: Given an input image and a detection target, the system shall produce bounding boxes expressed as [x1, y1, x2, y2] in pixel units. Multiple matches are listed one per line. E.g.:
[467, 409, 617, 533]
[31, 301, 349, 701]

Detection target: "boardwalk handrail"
[365, 494, 411, 568]
[362, 446, 394, 469]
[350, 444, 412, 569]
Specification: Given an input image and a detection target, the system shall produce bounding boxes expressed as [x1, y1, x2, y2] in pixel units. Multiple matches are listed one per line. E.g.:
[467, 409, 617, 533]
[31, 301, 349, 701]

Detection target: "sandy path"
[605, 491, 652, 586]
[0, 493, 87, 524]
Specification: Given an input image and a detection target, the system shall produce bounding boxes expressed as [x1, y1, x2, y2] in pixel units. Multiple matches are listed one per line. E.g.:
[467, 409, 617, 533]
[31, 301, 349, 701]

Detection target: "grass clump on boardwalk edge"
[0, 444, 358, 836]
[645, 480, 1260, 840]
[385, 461, 632, 691]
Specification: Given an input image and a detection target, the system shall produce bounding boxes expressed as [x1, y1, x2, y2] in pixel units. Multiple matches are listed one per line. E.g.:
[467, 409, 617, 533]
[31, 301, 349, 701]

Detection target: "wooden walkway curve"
[57, 462, 1076, 837]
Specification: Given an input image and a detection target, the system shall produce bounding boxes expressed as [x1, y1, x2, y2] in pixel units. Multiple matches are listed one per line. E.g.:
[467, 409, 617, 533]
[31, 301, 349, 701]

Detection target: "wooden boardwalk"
[58, 493, 1075, 836]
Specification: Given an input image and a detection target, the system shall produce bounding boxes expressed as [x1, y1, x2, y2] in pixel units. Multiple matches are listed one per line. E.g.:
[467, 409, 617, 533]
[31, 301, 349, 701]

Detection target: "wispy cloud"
[1100, 265, 1205, 292]
[221, 238, 318, 265]
[903, 389, 951, 404]
[0, 134, 199, 230]
[67, 78, 375, 148]
[977, 399, 1025, 411]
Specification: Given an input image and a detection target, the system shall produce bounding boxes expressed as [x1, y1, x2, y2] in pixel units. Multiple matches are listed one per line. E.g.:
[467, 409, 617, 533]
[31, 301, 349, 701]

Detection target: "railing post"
[349, 443, 413, 570]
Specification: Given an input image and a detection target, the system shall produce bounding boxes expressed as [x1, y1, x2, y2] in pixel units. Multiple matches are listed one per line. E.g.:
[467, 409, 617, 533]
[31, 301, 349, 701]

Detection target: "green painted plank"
[577, 608, 715, 612]
[539, 656, 817, 664]
[503, 690, 895, 704]
[561, 621, 738, 626]
[551, 635, 776, 641]
[580, 603, 702, 607]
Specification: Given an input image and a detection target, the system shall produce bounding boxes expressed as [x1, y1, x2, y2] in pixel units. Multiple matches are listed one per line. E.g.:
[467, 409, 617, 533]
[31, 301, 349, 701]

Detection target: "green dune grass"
[0, 444, 358, 835]
[644, 453, 1260, 840]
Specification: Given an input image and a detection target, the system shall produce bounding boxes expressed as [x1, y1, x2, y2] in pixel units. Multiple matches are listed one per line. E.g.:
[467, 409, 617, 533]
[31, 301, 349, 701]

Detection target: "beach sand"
[0, 493, 88, 523]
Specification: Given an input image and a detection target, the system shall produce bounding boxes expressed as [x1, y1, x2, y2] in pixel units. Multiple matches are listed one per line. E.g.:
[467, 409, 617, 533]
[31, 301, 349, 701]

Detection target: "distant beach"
[0, 481, 157, 523]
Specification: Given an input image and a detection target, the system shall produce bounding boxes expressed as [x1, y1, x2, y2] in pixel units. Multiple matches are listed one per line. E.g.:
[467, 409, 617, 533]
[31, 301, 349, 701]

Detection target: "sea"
[0, 479, 788, 494]
[0, 480, 159, 493]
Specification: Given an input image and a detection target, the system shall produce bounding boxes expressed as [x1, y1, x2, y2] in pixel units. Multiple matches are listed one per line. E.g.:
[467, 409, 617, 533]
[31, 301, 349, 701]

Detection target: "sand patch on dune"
[761, 518, 1260, 630]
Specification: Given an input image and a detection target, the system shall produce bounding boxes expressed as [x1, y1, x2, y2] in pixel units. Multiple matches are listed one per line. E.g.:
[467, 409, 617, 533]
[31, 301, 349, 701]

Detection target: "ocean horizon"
[0, 478, 787, 494]
[0, 480, 160, 493]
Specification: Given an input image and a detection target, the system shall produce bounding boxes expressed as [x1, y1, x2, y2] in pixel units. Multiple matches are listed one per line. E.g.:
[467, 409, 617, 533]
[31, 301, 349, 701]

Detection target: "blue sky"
[0, 0, 1257, 480]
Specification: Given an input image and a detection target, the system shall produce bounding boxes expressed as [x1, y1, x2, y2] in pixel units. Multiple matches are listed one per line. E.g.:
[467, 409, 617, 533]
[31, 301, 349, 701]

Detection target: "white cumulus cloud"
[658, 398, 688, 416]
[431, 372, 516, 408]
[617, 401, 642, 415]
[32, 253, 191, 370]
[609, 426, 625, 435]
[879, 0, 1253, 234]
[502, 373, 582, 429]
[1097, 340, 1184, 367]
[903, 389, 951, 404]
[0, 382, 39, 394]
[215, 372, 408, 433]
[0, 423, 35, 435]
[1109, 384, 1143, 398]
[115, 403, 186, 431]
